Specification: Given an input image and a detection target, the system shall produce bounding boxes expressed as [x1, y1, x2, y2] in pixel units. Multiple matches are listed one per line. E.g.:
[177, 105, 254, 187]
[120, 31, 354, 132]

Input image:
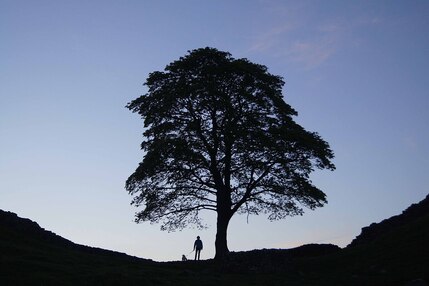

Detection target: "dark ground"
[1, 194, 428, 285]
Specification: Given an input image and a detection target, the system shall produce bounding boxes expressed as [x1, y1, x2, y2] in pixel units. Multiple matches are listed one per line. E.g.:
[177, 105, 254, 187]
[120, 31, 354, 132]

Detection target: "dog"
[182, 255, 188, 261]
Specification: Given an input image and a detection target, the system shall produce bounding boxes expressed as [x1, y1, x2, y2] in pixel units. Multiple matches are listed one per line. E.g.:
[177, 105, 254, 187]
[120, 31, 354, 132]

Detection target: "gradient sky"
[1, 0, 428, 261]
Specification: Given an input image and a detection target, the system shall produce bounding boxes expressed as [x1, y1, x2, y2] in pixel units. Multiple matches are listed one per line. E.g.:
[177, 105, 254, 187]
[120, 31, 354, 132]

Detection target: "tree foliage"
[126, 47, 335, 257]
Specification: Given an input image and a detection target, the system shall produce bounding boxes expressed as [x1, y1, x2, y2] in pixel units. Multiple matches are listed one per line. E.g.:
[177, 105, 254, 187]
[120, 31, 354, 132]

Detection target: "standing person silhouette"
[193, 236, 203, 260]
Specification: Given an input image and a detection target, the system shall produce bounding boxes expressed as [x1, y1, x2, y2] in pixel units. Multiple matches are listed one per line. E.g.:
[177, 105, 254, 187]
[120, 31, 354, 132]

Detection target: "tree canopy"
[126, 47, 335, 259]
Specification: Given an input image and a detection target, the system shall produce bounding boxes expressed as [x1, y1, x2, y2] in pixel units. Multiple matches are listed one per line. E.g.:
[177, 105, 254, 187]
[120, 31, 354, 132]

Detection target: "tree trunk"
[214, 210, 231, 260]
[213, 161, 233, 260]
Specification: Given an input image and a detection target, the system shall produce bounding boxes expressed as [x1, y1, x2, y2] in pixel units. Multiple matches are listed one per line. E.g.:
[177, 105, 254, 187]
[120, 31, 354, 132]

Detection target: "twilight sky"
[1, 0, 428, 261]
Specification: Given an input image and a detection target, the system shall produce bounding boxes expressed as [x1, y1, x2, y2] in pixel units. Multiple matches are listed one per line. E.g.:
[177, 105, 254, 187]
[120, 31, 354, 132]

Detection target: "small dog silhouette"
[182, 255, 188, 261]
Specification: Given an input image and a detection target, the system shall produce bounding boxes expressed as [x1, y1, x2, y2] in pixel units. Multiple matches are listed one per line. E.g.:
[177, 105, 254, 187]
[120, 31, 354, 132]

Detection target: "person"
[193, 236, 203, 260]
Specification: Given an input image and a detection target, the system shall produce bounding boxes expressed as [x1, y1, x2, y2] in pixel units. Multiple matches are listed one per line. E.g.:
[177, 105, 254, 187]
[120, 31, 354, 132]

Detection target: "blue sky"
[1, 0, 428, 261]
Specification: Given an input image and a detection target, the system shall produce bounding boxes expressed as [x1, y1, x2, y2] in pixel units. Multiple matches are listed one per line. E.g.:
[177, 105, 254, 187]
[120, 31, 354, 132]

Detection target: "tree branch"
[231, 163, 276, 214]
[153, 204, 217, 219]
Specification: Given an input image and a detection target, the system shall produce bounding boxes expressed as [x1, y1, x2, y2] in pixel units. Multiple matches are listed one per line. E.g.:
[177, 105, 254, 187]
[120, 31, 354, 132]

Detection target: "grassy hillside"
[1, 195, 428, 285]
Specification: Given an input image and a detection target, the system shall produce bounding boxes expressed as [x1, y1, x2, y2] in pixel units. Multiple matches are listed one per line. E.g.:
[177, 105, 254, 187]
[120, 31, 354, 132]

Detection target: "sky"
[1, 0, 428, 262]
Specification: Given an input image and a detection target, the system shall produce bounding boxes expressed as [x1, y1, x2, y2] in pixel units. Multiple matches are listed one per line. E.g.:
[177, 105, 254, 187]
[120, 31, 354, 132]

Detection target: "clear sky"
[1, 0, 428, 262]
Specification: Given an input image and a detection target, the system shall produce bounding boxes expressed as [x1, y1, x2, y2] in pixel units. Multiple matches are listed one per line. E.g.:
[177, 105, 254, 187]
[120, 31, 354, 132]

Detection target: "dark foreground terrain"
[1, 194, 428, 286]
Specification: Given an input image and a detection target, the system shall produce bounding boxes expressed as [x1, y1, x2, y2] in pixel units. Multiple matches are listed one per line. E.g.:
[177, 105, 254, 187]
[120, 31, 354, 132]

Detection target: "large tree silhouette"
[126, 48, 335, 260]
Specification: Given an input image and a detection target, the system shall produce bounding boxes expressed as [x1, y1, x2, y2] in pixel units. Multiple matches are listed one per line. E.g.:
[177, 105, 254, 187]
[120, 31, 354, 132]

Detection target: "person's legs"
[194, 249, 202, 260]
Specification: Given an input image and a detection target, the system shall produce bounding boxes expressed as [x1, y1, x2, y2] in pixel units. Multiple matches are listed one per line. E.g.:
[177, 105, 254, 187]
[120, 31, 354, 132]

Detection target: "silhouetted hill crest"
[0, 209, 75, 246]
[1, 195, 428, 285]
[348, 194, 429, 247]
[0, 209, 150, 261]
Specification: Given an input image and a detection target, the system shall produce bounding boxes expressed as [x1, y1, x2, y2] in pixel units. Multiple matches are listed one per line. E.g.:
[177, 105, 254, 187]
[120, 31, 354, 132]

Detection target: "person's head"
[197, 236, 200, 239]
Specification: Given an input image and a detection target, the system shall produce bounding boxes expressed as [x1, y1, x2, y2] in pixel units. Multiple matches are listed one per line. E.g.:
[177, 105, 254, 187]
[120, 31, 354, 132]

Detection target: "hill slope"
[349, 194, 429, 247]
[0, 210, 157, 285]
[1, 194, 428, 286]
[338, 194, 429, 285]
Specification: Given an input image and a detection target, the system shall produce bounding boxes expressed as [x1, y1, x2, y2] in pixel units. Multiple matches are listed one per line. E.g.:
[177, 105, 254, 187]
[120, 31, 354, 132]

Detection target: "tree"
[126, 47, 335, 260]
